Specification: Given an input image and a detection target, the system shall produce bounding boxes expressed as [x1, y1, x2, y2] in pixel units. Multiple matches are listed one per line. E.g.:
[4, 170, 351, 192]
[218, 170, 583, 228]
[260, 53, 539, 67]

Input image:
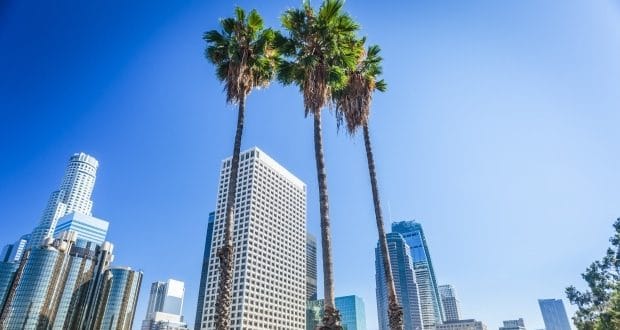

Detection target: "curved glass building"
[95, 267, 142, 330]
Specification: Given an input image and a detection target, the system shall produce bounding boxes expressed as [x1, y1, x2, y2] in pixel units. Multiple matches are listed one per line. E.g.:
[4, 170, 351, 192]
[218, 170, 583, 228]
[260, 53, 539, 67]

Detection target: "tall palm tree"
[203, 7, 278, 329]
[277, 0, 361, 328]
[333, 44, 404, 329]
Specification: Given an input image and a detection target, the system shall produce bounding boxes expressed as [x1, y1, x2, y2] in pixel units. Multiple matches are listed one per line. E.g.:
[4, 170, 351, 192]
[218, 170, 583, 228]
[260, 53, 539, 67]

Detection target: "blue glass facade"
[0, 261, 18, 311]
[53, 211, 109, 245]
[98, 267, 142, 330]
[538, 299, 571, 330]
[392, 221, 443, 328]
[306, 295, 366, 330]
[194, 211, 215, 330]
[376, 233, 423, 330]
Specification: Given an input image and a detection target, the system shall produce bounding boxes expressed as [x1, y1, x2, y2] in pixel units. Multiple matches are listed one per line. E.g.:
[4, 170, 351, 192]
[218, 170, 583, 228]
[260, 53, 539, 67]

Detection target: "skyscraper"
[142, 279, 188, 330]
[538, 299, 571, 330]
[392, 221, 444, 328]
[439, 285, 461, 321]
[307, 233, 318, 301]
[94, 267, 143, 330]
[376, 232, 423, 330]
[0, 234, 29, 263]
[28, 152, 99, 249]
[200, 147, 307, 329]
[0, 232, 116, 329]
[499, 318, 526, 330]
[195, 211, 215, 330]
[53, 211, 109, 245]
[306, 295, 367, 330]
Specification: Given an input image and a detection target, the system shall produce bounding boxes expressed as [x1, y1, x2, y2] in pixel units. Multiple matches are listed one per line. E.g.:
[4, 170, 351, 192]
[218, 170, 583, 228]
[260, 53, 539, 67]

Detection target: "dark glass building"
[194, 211, 215, 330]
[306, 233, 318, 301]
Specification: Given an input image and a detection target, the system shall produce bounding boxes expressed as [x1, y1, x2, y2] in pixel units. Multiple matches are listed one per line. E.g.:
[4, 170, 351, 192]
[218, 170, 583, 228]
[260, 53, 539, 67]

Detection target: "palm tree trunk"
[363, 123, 403, 330]
[214, 97, 246, 330]
[314, 111, 342, 330]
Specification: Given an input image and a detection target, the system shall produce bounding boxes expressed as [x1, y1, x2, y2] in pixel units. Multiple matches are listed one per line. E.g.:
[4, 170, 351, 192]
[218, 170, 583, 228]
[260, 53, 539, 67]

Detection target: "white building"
[28, 152, 99, 249]
[436, 319, 487, 330]
[142, 279, 189, 330]
[439, 284, 462, 321]
[200, 147, 307, 330]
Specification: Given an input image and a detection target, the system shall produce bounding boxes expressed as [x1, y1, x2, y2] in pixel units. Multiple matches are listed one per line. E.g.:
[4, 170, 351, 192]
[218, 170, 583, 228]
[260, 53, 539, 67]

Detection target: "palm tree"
[203, 7, 278, 329]
[277, 0, 362, 328]
[333, 44, 403, 329]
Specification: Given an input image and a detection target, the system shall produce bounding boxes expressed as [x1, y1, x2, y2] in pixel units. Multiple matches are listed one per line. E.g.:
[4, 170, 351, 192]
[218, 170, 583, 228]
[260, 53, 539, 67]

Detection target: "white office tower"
[438, 285, 461, 321]
[142, 279, 189, 330]
[200, 147, 307, 330]
[28, 153, 99, 249]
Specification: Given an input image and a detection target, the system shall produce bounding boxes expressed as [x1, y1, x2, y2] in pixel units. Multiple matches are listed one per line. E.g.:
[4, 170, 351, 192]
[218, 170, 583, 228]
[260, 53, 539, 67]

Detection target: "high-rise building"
[392, 221, 444, 328]
[307, 233, 318, 301]
[28, 152, 99, 249]
[499, 318, 526, 330]
[538, 299, 571, 330]
[306, 295, 367, 330]
[0, 234, 29, 263]
[194, 211, 215, 330]
[94, 267, 143, 330]
[200, 147, 307, 329]
[0, 232, 115, 329]
[436, 319, 487, 330]
[439, 285, 461, 321]
[0, 262, 18, 310]
[53, 211, 109, 245]
[142, 279, 188, 330]
[376, 232, 424, 330]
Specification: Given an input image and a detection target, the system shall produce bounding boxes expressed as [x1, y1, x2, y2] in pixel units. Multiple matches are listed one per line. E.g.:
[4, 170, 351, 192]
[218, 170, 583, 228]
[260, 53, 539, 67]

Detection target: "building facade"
[1, 234, 29, 263]
[200, 147, 307, 329]
[194, 211, 215, 330]
[54, 211, 109, 245]
[499, 318, 526, 330]
[142, 279, 188, 330]
[376, 232, 424, 330]
[436, 319, 487, 330]
[94, 267, 143, 330]
[439, 285, 461, 322]
[538, 299, 571, 330]
[392, 221, 444, 328]
[306, 233, 318, 301]
[306, 295, 367, 330]
[28, 152, 99, 249]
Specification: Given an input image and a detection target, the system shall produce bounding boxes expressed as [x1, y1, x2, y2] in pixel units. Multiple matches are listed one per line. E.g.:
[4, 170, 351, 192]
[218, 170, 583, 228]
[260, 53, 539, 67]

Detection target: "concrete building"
[28, 152, 99, 249]
[142, 279, 188, 330]
[499, 318, 526, 330]
[436, 319, 487, 330]
[199, 147, 307, 329]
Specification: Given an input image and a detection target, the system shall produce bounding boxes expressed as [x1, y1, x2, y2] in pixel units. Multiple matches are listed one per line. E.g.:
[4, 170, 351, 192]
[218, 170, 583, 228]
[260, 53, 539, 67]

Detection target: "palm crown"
[277, 0, 362, 115]
[334, 42, 387, 135]
[204, 7, 279, 104]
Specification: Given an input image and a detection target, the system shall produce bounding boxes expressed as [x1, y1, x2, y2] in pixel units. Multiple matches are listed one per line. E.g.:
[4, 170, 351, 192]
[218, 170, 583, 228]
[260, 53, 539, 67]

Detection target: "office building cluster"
[0, 153, 143, 329]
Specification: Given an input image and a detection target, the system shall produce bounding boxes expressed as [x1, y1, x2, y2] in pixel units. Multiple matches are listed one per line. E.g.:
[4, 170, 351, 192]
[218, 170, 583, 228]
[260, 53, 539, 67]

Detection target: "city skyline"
[2, 0, 620, 329]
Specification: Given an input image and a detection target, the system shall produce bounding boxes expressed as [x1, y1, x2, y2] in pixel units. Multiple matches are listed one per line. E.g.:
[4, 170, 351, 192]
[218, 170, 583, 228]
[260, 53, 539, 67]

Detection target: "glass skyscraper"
[376, 233, 423, 330]
[194, 211, 215, 330]
[0, 234, 29, 263]
[95, 267, 143, 330]
[54, 211, 109, 245]
[392, 221, 444, 328]
[439, 285, 461, 321]
[538, 299, 571, 330]
[306, 295, 367, 330]
[307, 233, 318, 301]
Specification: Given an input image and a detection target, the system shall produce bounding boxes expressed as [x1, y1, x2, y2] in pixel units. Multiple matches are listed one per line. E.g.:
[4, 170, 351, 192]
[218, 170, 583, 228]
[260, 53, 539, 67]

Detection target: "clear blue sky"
[1, 1, 619, 329]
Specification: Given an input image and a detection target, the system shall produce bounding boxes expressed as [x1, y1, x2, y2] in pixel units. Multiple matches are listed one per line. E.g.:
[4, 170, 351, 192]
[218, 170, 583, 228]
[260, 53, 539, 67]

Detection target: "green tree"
[567, 218, 620, 330]
[203, 7, 278, 329]
[277, 0, 362, 328]
[332, 42, 403, 329]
